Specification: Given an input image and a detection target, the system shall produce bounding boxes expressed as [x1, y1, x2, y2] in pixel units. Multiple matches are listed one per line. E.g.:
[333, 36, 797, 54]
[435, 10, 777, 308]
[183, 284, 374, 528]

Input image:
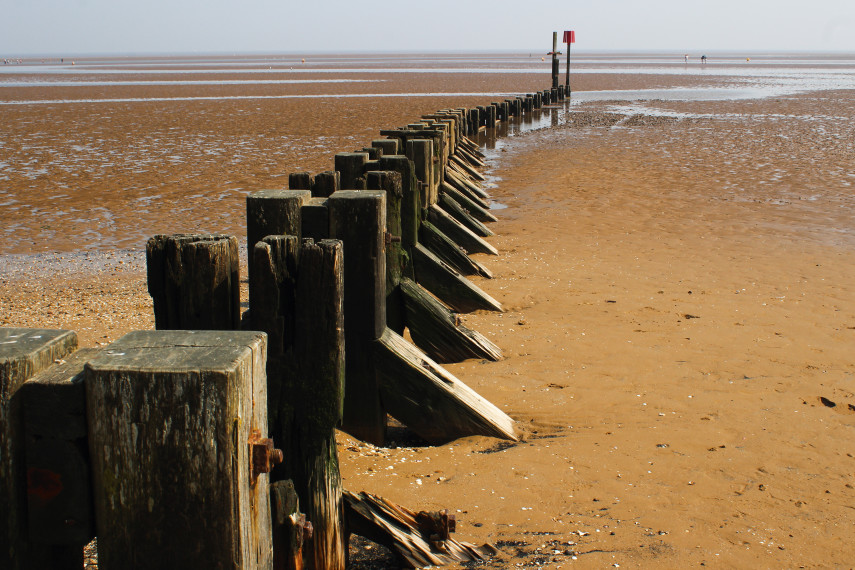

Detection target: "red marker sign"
[563, 30, 576, 44]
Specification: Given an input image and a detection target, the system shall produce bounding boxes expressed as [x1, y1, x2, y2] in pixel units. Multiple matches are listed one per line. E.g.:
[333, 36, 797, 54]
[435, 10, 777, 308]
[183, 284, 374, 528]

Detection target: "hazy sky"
[2, 0, 854, 56]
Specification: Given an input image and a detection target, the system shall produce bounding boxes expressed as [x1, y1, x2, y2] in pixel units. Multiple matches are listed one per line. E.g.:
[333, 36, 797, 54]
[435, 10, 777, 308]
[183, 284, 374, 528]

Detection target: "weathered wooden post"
[406, 138, 433, 210]
[328, 191, 387, 445]
[85, 330, 273, 569]
[334, 152, 369, 190]
[312, 171, 340, 198]
[289, 172, 313, 191]
[1, 328, 78, 570]
[365, 171, 406, 334]
[247, 189, 311, 275]
[551, 31, 560, 89]
[146, 234, 241, 330]
[20, 348, 98, 570]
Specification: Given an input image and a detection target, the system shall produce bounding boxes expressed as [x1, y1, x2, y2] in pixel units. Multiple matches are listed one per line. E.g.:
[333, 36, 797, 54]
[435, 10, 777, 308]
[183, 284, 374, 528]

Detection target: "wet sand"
[2, 58, 855, 567]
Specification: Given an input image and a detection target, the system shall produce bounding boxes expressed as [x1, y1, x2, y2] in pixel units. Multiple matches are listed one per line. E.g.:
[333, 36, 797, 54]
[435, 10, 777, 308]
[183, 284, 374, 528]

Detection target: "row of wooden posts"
[0, 85, 569, 569]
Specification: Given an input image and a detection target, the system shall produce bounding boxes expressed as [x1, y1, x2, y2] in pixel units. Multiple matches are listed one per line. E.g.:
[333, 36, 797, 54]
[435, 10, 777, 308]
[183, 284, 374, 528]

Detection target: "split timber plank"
[343, 490, 497, 569]
[445, 170, 490, 207]
[413, 245, 502, 314]
[400, 279, 501, 363]
[374, 328, 516, 444]
[450, 155, 486, 181]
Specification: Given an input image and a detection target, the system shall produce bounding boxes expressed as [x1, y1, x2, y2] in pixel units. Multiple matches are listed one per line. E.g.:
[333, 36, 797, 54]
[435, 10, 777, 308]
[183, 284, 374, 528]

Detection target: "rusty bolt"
[249, 431, 283, 483]
[384, 232, 401, 245]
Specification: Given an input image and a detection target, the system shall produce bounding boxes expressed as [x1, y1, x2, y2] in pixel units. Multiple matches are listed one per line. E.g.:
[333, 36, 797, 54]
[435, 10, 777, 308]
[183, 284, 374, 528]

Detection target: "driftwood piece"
[19, 348, 100, 570]
[146, 233, 241, 330]
[374, 328, 516, 444]
[418, 221, 492, 279]
[438, 193, 494, 237]
[1, 328, 78, 570]
[413, 244, 502, 313]
[400, 279, 501, 363]
[344, 490, 497, 569]
[428, 204, 498, 256]
[440, 181, 497, 224]
[328, 191, 387, 445]
[85, 330, 272, 569]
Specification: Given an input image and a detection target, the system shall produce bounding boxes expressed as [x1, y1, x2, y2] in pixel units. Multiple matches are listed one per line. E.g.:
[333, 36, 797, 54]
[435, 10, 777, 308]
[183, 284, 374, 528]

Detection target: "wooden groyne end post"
[85, 330, 273, 569]
[146, 233, 240, 330]
[1, 328, 78, 570]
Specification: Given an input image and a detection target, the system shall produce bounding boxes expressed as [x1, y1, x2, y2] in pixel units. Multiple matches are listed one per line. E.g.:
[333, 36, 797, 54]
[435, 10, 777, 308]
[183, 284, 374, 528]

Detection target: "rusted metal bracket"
[249, 430, 283, 484]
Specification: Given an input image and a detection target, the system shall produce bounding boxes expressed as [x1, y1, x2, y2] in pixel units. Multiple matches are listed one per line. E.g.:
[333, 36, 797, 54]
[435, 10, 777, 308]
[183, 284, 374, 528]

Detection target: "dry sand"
[2, 65, 854, 568]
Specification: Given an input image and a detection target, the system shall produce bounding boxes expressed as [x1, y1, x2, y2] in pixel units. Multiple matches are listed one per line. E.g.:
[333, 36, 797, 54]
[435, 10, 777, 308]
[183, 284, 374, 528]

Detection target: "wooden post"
[552, 31, 559, 89]
[20, 348, 99, 570]
[312, 171, 340, 198]
[438, 193, 494, 238]
[365, 170, 407, 335]
[405, 139, 433, 210]
[247, 189, 311, 276]
[288, 240, 346, 570]
[371, 139, 398, 157]
[289, 172, 313, 191]
[1, 328, 78, 570]
[146, 234, 241, 330]
[85, 330, 272, 569]
[328, 191, 387, 445]
[377, 155, 419, 252]
[334, 152, 369, 190]
[301, 197, 329, 242]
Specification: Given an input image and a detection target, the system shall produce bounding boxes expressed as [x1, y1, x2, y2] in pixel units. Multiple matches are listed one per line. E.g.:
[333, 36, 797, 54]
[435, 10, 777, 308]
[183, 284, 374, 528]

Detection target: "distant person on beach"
[701, 55, 707, 64]
[684, 54, 689, 64]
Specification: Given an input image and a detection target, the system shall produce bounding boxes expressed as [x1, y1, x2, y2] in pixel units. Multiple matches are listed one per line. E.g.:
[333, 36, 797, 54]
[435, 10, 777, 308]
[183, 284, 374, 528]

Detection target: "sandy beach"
[2, 54, 854, 567]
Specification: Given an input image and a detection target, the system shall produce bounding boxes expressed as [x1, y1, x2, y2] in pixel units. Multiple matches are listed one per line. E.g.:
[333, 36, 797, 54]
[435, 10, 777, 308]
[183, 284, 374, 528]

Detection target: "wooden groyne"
[1, 86, 568, 569]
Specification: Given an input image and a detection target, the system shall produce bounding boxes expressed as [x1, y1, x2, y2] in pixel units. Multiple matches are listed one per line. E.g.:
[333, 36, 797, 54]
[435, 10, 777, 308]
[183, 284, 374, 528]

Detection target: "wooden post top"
[248, 189, 312, 201]
[0, 328, 78, 365]
[86, 330, 266, 373]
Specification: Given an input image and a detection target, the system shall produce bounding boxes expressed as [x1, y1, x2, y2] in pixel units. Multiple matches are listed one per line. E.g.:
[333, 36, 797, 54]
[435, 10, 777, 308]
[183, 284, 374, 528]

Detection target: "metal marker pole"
[565, 39, 571, 92]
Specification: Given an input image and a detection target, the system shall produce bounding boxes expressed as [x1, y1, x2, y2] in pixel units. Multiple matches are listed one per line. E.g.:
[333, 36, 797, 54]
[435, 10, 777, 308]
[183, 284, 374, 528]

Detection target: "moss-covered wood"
[412, 245, 502, 314]
[146, 233, 241, 330]
[377, 155, 419, 252]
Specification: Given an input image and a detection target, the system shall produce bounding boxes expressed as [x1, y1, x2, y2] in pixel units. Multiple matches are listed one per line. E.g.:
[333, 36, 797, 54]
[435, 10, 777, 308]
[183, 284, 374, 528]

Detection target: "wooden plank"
[418, 221, 492, 279]
[400, 279, 501, 363]
[413, 245, 502, 313]
[448, 161, 490, 199]
[85, 330, 272, 569]
[438, 192, 494, 237]
[440, 181, 498, 224]
[374, 328, 516, 444]
[146, 233, 241, 330]
[1, 328, 78, 570]
[445, 169, 490, 207]
[427, 205, 498, 256]
[328, 191, 387, 445]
